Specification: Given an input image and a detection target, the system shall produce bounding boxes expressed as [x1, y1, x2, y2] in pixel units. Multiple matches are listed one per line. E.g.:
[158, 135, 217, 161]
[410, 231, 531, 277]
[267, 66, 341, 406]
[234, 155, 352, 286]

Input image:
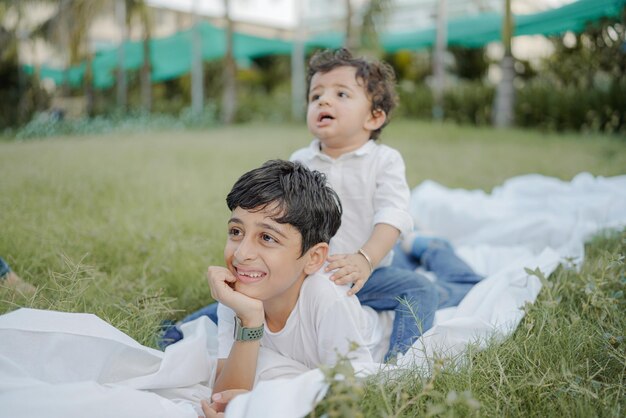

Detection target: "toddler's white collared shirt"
[291, 139, 413, 268]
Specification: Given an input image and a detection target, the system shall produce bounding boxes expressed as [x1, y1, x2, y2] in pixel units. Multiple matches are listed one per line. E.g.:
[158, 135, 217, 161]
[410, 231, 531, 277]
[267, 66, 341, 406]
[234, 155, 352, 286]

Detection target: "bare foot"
[3, 271, 36, 296]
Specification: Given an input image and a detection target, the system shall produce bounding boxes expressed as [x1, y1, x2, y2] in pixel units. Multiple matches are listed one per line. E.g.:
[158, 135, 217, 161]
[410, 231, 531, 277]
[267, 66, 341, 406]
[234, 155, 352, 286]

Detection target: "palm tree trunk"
[492, 0, 515, 127]
[291, 0, 305, 122]
[344, 0, 357, 50]
[116, 0, 128, 111]
[191, 0, 204, 116]
[140, 20, 152, 112]
[85, 52, 95, 117]
[60, 0, 71, 97]
[221, 0, 237, 124]
[432, 0, 447, 121]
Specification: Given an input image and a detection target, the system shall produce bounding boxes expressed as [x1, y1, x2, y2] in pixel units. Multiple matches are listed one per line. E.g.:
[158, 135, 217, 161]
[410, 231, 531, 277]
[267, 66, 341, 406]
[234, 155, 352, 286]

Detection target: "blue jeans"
[391, 240, 483, 309]
[158, 303, 218, 350]
[0, 257, 10, 278]
[357, 265, 438, 361]
[181, 302, 218, 324]
[358, 240, 483, 360]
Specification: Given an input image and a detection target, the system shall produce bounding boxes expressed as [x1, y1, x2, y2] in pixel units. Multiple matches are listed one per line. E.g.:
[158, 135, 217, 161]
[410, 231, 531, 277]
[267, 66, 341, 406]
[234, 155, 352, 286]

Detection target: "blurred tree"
[360, 0, 390, 55]
[532, 9, 626, 133]
[492, 0, 514, 127]
[385, 50, 431, 83]
[344, 0, 357, 50]
[0, 0, 49, 126]
[191, 0, 203, 115]
[542, 12, 626, 89]
[336, 0, 391, 55]
[221, 0, 237, 124]
[115, 0, 128, 111]
[34, 0, 97, 71]
[449, 46, 489, 81]
[251, 55, 291, 93]
[127, 0, 153, 112]
[513, 58, 536, 82]
[33, 0, 108, 115]
[32, 0, 151, 115]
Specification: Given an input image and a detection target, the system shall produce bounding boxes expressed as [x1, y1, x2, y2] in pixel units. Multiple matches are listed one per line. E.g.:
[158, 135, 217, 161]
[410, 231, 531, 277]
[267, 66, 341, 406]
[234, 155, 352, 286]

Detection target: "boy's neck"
[320, 136, 371, 159]
[262, 272, 307, 332]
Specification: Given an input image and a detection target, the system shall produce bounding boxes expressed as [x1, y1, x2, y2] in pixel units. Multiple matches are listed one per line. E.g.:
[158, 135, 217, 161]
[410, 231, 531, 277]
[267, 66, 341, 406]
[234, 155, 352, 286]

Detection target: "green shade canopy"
[25, 0, 625, 89]
[382, 0, 626, 50]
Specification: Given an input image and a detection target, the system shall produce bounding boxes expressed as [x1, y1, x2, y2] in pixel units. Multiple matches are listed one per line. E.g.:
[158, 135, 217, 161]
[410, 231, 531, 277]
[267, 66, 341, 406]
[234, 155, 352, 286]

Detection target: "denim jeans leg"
[390, 243, 421, 271]
[421, 242, 483, 309]
[181, 302, 219, 325]
[0, 257, 10, 279]
[357, 266, 438, 361]
[158, 302, 219, 350]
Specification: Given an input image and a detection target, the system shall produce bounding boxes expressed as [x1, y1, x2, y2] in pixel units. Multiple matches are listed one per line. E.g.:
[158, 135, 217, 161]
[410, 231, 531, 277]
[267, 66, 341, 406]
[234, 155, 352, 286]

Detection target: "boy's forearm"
[213, 339, 261, 393]
[361, 223, 400, 268]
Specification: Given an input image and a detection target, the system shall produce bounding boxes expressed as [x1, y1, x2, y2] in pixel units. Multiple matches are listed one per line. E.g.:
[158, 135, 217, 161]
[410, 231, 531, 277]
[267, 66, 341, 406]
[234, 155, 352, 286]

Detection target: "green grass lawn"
[1, 121, 625, 416]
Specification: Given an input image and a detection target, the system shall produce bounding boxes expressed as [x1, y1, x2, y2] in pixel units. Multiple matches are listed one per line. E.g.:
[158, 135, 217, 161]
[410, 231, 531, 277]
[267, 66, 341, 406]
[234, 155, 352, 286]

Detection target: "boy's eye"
[338, 91, 348, 98]
[228, 227, 242, 237]
[310, 94, 320, 101]
[261, 233, 277, 243]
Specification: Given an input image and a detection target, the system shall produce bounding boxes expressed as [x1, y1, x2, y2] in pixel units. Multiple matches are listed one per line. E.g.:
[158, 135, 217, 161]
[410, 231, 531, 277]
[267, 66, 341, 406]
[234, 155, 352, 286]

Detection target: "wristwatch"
[233, 316, 264, 341]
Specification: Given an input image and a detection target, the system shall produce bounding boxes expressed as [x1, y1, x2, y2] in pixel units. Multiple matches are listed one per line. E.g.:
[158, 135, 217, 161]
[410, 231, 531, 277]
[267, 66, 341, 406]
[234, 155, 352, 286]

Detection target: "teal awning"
[25, 0, 625, 89]
[382, 0, 626, 50]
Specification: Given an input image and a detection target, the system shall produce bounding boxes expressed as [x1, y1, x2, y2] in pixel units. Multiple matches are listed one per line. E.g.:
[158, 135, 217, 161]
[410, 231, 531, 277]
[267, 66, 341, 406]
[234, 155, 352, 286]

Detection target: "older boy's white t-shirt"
[290, 139, 413, 267]
[217, 269, 388, 370]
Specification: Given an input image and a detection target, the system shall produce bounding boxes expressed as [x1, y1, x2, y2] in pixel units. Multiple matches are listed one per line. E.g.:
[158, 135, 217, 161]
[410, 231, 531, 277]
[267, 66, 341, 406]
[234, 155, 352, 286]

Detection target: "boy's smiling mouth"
[235, 267, 267, 284]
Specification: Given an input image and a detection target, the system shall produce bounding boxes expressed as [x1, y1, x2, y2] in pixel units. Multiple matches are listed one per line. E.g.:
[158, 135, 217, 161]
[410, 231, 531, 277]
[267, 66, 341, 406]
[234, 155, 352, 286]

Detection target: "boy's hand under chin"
[325, 253, 371, 296]
[207, 266, 264, 323]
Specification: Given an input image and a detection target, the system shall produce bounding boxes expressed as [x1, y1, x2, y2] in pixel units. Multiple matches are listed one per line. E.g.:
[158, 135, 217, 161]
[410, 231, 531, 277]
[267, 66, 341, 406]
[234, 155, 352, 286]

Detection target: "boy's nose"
[234, 237, 256, 262]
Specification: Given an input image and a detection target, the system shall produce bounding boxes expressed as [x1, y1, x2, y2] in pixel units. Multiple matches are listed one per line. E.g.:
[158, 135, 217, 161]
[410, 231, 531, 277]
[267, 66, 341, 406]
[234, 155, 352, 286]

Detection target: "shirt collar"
[310, 138, 376, 160]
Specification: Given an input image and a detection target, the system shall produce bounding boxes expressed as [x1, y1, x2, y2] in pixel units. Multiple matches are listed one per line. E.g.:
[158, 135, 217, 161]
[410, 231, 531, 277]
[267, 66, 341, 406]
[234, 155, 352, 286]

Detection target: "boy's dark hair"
[307, 48, 398, 140]
[226, 159, 342, 256]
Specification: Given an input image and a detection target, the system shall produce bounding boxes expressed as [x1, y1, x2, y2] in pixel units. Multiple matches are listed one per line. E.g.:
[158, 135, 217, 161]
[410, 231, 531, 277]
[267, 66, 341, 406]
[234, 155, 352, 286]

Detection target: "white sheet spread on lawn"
[1, 172, 625, 418]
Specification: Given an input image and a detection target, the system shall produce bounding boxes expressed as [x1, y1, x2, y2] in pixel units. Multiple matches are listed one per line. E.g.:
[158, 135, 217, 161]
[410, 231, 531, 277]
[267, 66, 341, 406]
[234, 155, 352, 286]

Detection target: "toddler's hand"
[325, 253, 371, 296]
[207, 266, 263, 323]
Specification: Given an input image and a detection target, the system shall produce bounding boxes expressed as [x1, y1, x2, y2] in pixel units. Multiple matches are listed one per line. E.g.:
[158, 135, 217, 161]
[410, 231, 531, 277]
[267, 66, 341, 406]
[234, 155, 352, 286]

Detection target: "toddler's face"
[307, 66, 381, 154]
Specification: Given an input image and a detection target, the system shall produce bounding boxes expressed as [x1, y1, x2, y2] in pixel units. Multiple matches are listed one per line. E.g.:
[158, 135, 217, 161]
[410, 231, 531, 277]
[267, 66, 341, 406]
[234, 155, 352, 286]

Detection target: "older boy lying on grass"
[201, 160, 386, 416]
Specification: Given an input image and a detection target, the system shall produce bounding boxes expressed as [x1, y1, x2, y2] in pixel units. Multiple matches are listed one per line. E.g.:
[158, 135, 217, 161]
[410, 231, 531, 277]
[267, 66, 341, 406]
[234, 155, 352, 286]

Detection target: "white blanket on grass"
[1, 172, 625, 418]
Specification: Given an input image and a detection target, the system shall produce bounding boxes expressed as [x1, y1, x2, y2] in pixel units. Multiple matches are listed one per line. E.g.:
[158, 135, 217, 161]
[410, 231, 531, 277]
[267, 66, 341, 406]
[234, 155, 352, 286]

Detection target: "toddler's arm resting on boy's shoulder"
[325, 147, 412, 295]
[326, 223, 400, 295]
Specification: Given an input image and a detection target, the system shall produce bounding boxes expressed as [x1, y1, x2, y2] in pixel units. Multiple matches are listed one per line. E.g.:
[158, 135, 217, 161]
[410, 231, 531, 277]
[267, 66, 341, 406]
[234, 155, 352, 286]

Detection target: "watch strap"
[233, 316, 264, 341]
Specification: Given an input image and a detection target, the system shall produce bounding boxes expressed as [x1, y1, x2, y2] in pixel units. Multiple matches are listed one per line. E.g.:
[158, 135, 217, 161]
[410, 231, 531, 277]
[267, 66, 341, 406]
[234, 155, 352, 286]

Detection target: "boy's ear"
[303, 242, 329, 275]
[364, 109, 386, 131]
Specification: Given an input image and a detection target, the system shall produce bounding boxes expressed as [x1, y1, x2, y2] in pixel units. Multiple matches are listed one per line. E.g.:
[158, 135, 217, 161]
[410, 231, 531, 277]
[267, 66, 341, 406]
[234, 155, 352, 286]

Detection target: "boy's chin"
[233, 281, 258, 297]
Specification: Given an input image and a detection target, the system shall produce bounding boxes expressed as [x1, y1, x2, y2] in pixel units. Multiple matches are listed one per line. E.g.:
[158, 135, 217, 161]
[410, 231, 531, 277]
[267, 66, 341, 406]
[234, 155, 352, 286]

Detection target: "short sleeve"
[373, 148, 414, 237]
[316, 298, 374, 365]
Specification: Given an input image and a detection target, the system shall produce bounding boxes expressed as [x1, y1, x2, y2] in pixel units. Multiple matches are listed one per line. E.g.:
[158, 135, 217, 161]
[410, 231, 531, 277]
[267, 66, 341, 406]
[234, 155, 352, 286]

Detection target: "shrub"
[396, 81, 433, 120]
[443, 82, 494, 126]
[11, 108, 218, 140]
[516, 79, 626, 134]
